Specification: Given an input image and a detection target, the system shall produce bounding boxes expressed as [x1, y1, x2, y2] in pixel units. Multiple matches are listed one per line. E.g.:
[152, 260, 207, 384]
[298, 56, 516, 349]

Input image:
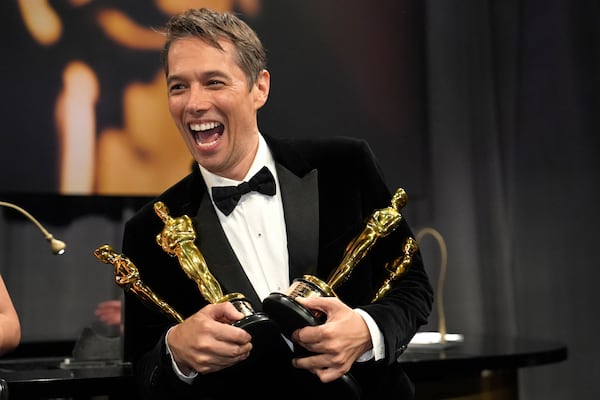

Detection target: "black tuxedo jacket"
[121, 135, 433, 400]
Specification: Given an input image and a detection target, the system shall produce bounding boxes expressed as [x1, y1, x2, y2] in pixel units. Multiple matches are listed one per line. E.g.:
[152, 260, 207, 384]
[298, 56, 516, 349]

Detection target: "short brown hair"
[160, 8, 267, 90]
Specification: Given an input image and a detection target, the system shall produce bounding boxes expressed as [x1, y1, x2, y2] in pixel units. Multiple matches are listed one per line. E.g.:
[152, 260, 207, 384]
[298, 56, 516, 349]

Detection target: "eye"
[207, 80, 224, 87]
[168, 83, 186, 94]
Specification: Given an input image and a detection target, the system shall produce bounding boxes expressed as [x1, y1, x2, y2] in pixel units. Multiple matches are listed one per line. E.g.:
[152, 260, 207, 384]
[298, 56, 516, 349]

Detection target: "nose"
[185, 85, 212, 113]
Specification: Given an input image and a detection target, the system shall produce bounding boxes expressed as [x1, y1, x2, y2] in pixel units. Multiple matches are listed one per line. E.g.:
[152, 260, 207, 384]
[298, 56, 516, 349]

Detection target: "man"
[121, 8, 433, 400]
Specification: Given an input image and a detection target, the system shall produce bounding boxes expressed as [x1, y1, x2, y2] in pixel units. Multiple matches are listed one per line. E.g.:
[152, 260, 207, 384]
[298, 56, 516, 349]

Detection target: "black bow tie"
[211, 166, 276, 216]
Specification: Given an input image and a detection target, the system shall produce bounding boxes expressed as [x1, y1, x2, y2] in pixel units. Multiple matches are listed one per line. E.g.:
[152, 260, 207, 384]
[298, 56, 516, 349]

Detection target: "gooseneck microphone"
[0, 201, 66, 255]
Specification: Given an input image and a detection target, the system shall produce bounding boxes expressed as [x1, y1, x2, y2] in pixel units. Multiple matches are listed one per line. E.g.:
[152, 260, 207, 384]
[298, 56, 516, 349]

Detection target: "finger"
[297, 297, 348, 320]
[197, 333, 253, 372]
[97, 300, 121, 309]
[293, 355, 349, 383]
[205, 339, 252, 361]
[292, 352, 329, 371]
[214, 324, 253, 347]
[190, 310, 253, 346]
[295, 296, 333, 313]
[315, 366, 345, 383]
[291, 323, 321, 346]
[204, 302, 247, 324]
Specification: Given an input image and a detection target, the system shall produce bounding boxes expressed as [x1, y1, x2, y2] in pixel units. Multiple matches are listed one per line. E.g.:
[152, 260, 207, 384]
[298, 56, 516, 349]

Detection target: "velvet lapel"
[276, 164, 319, 281]
[192, 195, 261, 310]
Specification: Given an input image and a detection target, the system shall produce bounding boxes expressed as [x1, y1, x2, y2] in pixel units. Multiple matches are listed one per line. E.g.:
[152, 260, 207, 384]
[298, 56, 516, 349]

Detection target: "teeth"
[190, 122, 221, 131]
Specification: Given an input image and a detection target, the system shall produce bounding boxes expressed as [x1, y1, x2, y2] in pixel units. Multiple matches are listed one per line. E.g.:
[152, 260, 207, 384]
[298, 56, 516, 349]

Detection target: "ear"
[253, 69, 270, 108]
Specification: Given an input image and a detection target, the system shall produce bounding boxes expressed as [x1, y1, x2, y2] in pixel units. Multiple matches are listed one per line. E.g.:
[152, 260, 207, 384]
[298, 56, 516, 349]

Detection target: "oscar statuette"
[152, 201, 277, 339]
[371, 236, 418, 302]
[262, 187, 408, 337]
[93, 244, 184, 323]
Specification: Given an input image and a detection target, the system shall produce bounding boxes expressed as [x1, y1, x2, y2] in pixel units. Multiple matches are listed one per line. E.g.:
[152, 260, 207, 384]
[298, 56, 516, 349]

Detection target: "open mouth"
[189, 122, 224, 146]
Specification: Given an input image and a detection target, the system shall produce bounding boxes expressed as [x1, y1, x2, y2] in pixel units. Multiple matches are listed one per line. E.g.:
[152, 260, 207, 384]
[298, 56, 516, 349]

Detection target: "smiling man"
[165, 34, 269, 181]
[120, 8, 433, 400]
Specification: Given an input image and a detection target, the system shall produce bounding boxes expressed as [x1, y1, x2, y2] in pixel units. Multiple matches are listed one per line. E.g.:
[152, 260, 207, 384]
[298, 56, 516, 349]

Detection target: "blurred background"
[0, 0, 597, 398]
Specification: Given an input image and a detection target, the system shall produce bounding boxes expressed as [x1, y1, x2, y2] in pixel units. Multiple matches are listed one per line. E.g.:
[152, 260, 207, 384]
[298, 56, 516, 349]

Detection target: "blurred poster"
[0, 0, 426, 197]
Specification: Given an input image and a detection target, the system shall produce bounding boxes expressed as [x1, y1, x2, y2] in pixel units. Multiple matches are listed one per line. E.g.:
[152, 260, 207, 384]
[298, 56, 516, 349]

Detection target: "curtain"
[423, 0, 600, 398]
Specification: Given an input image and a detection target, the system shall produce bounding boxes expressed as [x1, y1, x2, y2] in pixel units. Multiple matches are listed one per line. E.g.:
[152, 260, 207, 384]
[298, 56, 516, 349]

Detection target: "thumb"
[206, 302, 245, 324]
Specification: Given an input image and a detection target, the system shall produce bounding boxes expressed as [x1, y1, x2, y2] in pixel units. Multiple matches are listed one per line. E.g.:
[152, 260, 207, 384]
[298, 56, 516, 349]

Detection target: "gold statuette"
[94, 244, 183, 322]
[153, 201, 241, 305]
[153, 201, 272, 331]
[371, 236, 418, 302]
[327, 187, 408, 289]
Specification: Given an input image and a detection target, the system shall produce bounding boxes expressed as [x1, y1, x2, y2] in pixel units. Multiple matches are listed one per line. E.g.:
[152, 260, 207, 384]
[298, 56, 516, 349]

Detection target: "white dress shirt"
[200, 134, 289, 301]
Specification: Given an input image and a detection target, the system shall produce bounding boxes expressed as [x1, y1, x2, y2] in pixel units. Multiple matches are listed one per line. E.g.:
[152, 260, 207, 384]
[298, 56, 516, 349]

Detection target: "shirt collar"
[199, 133, 276, 194]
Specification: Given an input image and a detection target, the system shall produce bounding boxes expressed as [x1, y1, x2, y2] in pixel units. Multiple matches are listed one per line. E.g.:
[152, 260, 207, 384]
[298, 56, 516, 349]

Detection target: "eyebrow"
[167, 70, 230, 86]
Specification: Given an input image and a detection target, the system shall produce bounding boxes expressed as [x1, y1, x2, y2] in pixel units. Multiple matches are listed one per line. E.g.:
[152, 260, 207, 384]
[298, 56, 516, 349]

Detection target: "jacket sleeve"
[310, 137, 434, 365]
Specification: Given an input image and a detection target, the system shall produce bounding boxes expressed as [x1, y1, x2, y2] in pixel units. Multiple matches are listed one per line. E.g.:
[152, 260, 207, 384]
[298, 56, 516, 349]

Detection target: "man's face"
[166, 37, 269, 180]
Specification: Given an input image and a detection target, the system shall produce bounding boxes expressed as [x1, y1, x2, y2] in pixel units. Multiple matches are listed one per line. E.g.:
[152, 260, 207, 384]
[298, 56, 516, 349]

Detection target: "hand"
[167, 302, 252, 375]
[290, 296, 372, 383]
[94, 300, 122, 326]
